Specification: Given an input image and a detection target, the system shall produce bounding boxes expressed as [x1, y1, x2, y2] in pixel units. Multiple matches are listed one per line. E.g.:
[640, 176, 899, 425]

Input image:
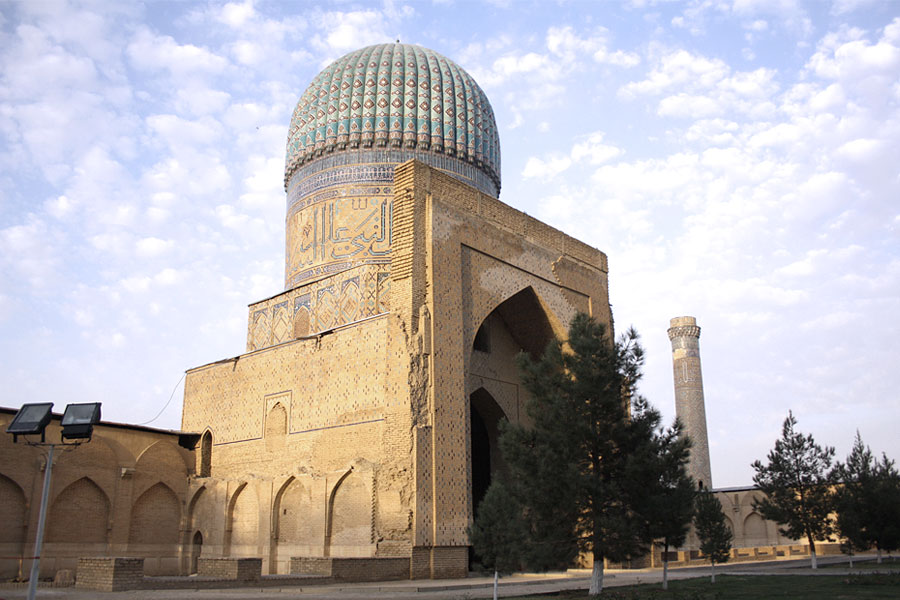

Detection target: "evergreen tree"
[469, 480, 525, 600]
[499, 313, 678, 595]
[751, 411, 835, 569]
[693, 491, 732, 583]
[832, 432, 900, 564]
[468, 480, 525, 574]
[642, 420, 695, 590]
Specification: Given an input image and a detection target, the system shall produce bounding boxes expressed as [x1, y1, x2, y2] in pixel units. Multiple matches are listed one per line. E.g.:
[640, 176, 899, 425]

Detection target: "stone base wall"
[431, 546, 468, 579]
[197, 558, 262, 581]
[407, 546, 468, 579]
[290, 557, 409, 581]
[75, 557, 143, 592]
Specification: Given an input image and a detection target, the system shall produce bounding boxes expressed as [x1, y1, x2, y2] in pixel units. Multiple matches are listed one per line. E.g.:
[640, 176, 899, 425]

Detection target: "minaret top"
[668, 316, 700, 340]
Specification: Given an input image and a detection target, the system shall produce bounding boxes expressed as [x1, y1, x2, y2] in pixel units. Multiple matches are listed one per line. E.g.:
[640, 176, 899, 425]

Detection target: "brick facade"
[177, 159, 612, 578]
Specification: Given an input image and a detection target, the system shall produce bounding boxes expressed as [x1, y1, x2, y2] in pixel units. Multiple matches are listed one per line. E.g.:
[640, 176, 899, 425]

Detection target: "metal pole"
[27, 443, 54, 600]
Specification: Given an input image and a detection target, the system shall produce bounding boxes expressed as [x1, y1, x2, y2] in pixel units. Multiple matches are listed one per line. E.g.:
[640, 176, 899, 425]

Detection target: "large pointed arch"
[46, 477, 110, 544]
[469, 285, 565, 361]
[129, 482, 181, 546]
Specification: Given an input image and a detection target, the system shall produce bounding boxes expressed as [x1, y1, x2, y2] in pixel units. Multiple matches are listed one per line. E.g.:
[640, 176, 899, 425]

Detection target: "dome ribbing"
[285, 43, 501, 195]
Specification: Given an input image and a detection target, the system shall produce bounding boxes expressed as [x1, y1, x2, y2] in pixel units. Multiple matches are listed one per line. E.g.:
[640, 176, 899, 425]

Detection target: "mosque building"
[1, 43, 806, 584]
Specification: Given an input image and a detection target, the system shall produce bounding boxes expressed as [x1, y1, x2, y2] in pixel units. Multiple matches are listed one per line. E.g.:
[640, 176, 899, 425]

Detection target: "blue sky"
[1, 0, 898, 487]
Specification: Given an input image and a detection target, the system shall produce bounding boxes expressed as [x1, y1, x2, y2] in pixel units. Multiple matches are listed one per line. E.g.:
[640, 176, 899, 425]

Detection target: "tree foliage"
[751, 411, 834, 568]
[832, 432, 900, 563]
[693, 491, 732, 583]
[468, 480, 525, 574]
[494, 313, 685, 595]
[642, 419, 695, 590]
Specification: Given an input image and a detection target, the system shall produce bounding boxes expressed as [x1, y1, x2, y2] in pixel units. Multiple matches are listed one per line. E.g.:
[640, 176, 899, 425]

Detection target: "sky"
[1, 0, 898, 488]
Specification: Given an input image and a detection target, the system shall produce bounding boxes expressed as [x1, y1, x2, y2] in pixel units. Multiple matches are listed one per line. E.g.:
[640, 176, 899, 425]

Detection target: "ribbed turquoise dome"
[285, 43, 501, 195]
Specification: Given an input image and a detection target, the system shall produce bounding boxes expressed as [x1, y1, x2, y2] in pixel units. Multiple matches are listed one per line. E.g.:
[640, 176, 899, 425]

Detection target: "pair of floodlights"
[5, 402, 102, 444]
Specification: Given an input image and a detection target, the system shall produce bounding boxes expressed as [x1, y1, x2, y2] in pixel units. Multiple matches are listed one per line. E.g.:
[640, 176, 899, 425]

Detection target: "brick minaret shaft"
[668, 316, 713, 489]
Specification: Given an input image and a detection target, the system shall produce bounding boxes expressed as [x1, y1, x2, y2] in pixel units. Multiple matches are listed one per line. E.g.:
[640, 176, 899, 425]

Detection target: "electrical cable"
[137, 372, 185, 426]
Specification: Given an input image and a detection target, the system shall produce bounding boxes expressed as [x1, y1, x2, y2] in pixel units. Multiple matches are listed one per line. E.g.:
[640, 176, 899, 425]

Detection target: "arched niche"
[275, 477, 313, 545]
[743, 512, 768, 547]
[0, 473, 26, 545]
[0, 473, 27, 578]
[135, 440, 190, 476]
[188, 485, 213, 540]
[129, 482, 181, 546]
[46, 477, 110, 544]
[265, 404, 287, 452]
[199, 430, 212, 478]
[325, 469, 372, 557]
[227, 483, 259, 557]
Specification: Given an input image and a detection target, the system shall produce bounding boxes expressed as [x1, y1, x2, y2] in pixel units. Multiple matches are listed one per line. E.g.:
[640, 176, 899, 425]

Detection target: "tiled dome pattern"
[285, 43, 501, 194]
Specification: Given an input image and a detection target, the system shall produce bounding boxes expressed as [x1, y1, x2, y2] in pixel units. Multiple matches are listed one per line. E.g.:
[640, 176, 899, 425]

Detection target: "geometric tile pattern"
[284, 43, 500, 195]
[247, 264, 391, 352]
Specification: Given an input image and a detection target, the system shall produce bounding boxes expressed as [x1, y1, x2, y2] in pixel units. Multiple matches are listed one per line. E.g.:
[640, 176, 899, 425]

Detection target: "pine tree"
[642, 420, 695, 590]
[468, 480, 525, 574]
[751, 411, 835, 569]
[832, 432, 900, 564]
[499, 313, 679, 595]
[468, 480, 525, 600]
[693, 491, 732, 583]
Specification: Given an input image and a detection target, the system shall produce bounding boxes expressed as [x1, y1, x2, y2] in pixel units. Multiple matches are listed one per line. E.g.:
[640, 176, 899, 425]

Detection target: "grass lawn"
[512, 573, 900, 599]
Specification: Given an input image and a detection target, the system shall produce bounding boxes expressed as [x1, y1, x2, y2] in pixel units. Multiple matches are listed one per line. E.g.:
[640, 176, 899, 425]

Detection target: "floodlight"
[6, 403, 54, 440]
[60, 402, 101, 440]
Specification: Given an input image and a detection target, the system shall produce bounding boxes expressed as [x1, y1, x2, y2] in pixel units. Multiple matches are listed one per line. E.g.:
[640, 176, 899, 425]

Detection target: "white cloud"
[0, 216, 64, 290]
[835, 138, 885, 162]
[658, 93, 722, 118]
[570, 132, 623, 165]
[218, 1, 256, 28]
[522, 155, 572, 180]
[127, 28, 228, 77]
[45, 195, 77, 219]
[310, 10, 392, 57]
[523, 131, 623, 180]
[135, 237, 173, 258]
[154, 268, 183, 285]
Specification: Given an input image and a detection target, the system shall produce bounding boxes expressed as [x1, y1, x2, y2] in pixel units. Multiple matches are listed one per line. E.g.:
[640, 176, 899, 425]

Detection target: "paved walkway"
[0, 555, 891, 600]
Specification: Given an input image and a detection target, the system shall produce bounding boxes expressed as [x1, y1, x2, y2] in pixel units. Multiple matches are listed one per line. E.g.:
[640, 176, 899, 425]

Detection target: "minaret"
[667, 316, 713, 489]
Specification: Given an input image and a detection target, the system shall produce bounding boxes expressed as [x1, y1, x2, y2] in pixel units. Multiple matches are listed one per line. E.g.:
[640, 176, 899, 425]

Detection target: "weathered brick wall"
[182, 312, 416, 574]
[289, 557, 409, 581]
[0, 411, 193, 579]
[76, 557, 143, 592]
[197, 558, 262, 581]
[390, 160, 612, 569]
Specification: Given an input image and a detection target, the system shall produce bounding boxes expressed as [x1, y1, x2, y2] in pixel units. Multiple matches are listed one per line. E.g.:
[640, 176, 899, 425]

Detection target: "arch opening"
[466, 286, 561, 568]
[468, 388, 508, 569]
[199, 431, 212, 477]
[191, 531, 203, 575]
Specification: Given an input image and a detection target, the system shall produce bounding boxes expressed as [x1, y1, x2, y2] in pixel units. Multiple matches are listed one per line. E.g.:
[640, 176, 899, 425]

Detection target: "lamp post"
[5, 402, 102, 600]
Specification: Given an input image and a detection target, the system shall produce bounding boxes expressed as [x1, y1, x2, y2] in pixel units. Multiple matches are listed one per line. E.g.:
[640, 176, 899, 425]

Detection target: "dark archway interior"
[191, 531, 203, 574]
[469, 388, 508, 569]
[470, 403, 491, 517]
[467, 287, 558, 569]
[488, 287, 556, 360]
